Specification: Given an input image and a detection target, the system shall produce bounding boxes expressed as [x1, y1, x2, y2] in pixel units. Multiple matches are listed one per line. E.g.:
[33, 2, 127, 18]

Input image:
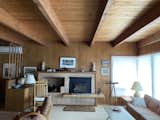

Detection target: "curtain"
[112, 54, 160, 99]
[111, 56, 137, 96]
[152, 53, 160, 100]
[138, 55, 152, 96]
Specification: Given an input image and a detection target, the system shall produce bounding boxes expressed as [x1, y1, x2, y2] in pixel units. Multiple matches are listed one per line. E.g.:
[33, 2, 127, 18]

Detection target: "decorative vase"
[41, 61, 46, 71]
[92, 62, 96, 72]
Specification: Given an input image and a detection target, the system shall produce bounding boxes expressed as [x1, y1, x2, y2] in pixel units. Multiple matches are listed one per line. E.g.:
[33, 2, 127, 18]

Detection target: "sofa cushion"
[157, 106, 160, 115]
[132, 97, 146, 107]
[41, 96, 52, 116]
[128, 103, 160, 120]
[144, 94, 160, 115]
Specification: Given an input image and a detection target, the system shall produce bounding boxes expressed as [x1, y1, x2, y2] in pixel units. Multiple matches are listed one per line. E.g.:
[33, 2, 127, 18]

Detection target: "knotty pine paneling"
[138, 41, 160, 55]
[23, 42, 137, 104]
[0, 42, 137, 104]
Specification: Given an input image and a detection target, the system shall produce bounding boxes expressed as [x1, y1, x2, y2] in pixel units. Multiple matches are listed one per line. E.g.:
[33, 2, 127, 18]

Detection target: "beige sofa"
[127, 95, 160, 120]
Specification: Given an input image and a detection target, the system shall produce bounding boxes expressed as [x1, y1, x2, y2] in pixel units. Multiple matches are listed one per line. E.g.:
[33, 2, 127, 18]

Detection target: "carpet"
[53, 106, 107, 120]
[63, 105, 95, 112]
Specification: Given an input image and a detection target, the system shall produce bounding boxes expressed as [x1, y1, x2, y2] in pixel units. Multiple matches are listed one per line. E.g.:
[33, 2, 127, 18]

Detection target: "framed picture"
[101, 67, 109, 76]
[101, 60, 110, 66]
[60, 57, 76, 69]
[3, 63, 16, 79]
[24, 67, 37, 75]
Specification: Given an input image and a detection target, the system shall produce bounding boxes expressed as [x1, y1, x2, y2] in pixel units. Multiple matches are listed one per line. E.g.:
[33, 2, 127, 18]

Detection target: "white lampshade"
[25, 74, 36, 84]
[131, 81, 142, 91]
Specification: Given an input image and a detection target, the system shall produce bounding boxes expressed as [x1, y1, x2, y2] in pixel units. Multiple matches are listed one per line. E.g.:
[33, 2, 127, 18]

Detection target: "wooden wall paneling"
[51, 0, 106, 42]
[0, 0, 43, 20]
[0, 25, 25, 45]
[0, 0, 159, 43]
[33, 0, 70, 46]
[20, 20, 60, 44]
[90, 0, 112, 46]
[137, 31, 160, 48]
[124, 17, 160, 43]
[0, 0, 60, 44]
[93, 0, 160, 43]
[110, 0, 160, 47]
[0, 8, 47, 46]
[138, 41, 160, 55]
[22, 42, 137, 104]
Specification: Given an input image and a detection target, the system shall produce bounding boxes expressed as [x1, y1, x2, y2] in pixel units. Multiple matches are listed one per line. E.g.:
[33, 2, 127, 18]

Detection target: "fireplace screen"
[69, 77, 91, 93]
[46, 77, 64, 93]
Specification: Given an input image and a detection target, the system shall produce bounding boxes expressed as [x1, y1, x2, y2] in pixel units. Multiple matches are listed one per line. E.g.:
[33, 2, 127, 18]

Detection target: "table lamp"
[131, 81, 142, 97]
[25, 74, 36, 85]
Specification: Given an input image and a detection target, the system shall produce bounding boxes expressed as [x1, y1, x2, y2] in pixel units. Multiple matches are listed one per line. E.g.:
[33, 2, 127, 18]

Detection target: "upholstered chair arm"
[19, 112, 46, 120]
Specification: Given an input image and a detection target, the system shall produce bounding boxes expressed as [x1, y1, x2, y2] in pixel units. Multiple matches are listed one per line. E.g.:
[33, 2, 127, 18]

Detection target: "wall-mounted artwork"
[101, 67, 109, 76]
[60, 57, 76, 69]
[23, 67, 37, 75]
[101, 60, 110, 67]
[3, 63, 16, 79]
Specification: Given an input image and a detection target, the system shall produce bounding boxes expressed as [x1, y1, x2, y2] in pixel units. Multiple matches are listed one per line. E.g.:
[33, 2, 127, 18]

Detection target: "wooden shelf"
[62, 93, 105, 98]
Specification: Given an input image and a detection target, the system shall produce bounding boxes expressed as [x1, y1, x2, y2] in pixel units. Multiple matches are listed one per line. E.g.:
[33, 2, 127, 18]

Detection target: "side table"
[119, 96, 132, 107]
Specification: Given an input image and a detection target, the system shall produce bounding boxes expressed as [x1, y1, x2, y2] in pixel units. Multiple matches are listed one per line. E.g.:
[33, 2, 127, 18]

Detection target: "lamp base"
[134, 91, 141, 97]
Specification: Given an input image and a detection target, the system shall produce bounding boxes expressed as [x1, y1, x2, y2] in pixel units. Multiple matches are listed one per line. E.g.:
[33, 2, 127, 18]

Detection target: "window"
[111, 56, 137, 96]
[152, 53, 160, 100]
[138, 55, 152, 96]
[112, 54, 160, 100]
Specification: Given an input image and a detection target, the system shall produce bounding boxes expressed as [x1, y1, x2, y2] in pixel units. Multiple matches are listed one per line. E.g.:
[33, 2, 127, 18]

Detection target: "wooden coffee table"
[104, 105, 135, 120]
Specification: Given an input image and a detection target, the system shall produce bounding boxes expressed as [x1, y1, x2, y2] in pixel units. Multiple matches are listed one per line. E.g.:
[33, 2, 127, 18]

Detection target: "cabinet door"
[24, 88, 30, 108]
[6, 89, 24, 112]
[24, 87, 34, 110]
[29, 87, 34, 107]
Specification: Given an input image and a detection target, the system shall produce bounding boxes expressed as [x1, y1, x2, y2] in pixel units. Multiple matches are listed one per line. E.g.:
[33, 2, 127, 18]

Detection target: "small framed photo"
[3, 63, 16, 79]
[101, 60, 110, 66]
[101, 67, 109, 76]
[60, 57, 76, 69]
[24, 67, 37, 75]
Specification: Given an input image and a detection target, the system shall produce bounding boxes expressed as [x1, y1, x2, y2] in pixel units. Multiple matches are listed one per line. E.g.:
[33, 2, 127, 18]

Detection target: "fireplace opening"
[46, 77, 64, 93]
[69, 77, 91, 93]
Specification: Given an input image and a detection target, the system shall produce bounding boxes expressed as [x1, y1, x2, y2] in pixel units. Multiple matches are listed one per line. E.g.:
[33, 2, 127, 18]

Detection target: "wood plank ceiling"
[0, 0, 159, 47]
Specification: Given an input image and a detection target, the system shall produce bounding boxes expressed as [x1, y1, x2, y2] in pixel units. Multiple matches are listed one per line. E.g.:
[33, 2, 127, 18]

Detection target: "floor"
[51, 105, 108, 120]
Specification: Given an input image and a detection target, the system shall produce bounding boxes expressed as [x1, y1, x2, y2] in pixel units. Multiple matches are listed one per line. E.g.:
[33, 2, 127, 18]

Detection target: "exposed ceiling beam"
[111, 1, 160, 47]
[0, 8, 47, 46]
[137, 31, 160, 48]
[90, 0, 112, 46]
[0, 26, 24, 45]
[33, 0, 69, 46]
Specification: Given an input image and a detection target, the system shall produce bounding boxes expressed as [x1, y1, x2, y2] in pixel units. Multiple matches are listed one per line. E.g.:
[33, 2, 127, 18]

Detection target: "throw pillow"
[132, 97, 147, 107]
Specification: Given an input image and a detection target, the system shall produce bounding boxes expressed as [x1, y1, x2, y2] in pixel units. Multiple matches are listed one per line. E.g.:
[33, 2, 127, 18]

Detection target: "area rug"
[63, 105, 95, 112]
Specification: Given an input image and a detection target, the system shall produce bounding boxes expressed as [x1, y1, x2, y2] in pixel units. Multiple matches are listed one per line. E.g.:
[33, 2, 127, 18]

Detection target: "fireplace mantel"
[38, 72, 95, 79]
[37, 72, 96, 105]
